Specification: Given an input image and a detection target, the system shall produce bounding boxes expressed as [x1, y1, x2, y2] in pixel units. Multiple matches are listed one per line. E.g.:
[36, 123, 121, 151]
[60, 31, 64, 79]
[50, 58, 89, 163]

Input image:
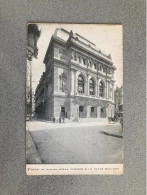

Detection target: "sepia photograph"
[26, 23, 123, 175]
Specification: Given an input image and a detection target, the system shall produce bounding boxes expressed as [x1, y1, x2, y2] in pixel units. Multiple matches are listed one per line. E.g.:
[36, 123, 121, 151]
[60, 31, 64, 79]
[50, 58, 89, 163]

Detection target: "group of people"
[52, 112, 65, 123]
[108, 116, 123, 128]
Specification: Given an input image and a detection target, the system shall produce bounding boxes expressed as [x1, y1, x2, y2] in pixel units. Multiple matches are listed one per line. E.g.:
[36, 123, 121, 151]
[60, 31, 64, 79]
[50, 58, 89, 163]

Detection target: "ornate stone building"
[35, 28, 116, 121]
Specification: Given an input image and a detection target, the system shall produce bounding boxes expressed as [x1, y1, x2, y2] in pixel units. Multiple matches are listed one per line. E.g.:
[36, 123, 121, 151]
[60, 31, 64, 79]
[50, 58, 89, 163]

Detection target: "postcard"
[26, 23, 123, 175]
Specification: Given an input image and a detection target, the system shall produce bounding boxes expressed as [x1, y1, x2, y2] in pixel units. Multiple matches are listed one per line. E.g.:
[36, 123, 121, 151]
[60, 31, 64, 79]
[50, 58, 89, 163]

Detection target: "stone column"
[97, 79, 99, 97]
[106, 81, 108, 98]
[97, 106, 101, 118]
[70, 69, 75, 95]
[74, 70, 77, 95]
[106, 107, 108, 118]
[87, 105, 91, 118]
[95, 77, 97, 96]
[108, 81, 110, 99]
[87, 74, 90, 96]
[105, 81, 107, 99]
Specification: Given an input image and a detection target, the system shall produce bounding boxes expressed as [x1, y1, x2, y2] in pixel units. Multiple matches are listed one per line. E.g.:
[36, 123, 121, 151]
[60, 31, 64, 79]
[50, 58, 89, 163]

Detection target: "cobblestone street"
[26, 120, 123, 164]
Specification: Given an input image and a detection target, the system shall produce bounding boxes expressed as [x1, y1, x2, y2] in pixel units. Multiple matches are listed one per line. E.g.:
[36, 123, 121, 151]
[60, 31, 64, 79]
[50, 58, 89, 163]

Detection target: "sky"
[31, 23, 123, 93]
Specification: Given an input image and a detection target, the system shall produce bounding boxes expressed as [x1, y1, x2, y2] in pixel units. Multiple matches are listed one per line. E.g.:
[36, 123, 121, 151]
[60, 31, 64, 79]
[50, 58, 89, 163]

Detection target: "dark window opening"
[89, 78, 95, 95]
[78, 75, 84, 94]
[78, 56, 81, 63]
[99, 81, 104, 97]
[90, 61, 92, 67]
[61, 107, 65, 112]
[79, 106, 84, 112]
[91, 107, 94, 112]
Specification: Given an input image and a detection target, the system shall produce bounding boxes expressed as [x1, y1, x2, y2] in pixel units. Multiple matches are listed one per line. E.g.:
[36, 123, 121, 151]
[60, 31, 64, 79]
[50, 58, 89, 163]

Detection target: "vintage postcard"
[26, 23, 123, 175]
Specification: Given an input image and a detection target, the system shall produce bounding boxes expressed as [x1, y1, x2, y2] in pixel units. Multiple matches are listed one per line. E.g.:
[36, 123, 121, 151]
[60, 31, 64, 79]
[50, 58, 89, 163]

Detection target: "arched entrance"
[79, 105, 86, 118]
[61, 106, 67, 118]
[100, 107, 106, 118]
[90, 106, 97, 118]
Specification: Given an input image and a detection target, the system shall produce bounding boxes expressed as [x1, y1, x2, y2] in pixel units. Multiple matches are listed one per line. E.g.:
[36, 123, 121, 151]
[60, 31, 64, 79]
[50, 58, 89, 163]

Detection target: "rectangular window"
[91, 107, 94, 112]
[78, 56, 81, 63]
[79, 106, 84, 112]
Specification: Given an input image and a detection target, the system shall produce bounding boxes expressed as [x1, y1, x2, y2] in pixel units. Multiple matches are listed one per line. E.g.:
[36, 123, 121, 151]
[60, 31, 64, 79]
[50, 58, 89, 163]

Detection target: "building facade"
[35, 28, 116, 121]
[114, 86, 123, 118]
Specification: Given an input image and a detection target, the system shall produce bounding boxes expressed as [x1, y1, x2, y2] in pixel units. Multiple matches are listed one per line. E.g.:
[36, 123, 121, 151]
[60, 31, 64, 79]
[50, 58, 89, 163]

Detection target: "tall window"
[94, 63, 97, 70]
[89, 78, 95, 95]
[59, 73, 66, 91]
[78, 75, 84, 94]
[83, 58, 86, 65]
[78, 56, 81, 63]
[99, 81, 104, 97]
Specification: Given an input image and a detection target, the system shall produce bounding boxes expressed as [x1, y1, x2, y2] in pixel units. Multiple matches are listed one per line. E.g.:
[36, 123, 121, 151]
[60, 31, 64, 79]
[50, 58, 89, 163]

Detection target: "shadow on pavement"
[100, 131, 123, 139]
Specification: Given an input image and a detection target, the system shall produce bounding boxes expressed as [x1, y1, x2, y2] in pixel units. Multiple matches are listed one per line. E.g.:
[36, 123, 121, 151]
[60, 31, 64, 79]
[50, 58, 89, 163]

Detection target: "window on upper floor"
[59, 73, 66, 91]
[83, 58, 86, 65]
[78, 56, 81, 63]
[78, 75, 84, 94]
[89, 61, 92, 67]
[99, 81, 104, 97]
[89, 78, 95, 95]
[94, 64, 97, 70]
[107, 68, 110, 74]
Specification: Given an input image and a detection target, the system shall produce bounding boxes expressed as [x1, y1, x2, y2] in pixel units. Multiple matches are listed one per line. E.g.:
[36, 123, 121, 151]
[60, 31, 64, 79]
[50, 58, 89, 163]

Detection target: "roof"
[44, 28, 113, 65]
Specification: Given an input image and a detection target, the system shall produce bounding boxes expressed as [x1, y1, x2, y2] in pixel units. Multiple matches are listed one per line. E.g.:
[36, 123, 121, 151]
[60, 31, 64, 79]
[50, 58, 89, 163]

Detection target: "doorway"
[79, 106, 85, 118]
[61, 106, 67, 118]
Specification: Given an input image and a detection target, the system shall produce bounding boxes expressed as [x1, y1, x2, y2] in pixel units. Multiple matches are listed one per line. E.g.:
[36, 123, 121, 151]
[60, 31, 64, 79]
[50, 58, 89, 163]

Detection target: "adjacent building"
[26, 24, 41, 120]
[35, 28, 116, 121]
[114, 86, 123, 118]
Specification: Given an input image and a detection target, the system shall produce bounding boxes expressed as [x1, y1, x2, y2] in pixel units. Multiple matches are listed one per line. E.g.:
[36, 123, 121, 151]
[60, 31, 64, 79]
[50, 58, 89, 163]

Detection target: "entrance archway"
[61, 106, 67, 118]
[79, 105, 86, 118]
[100, 107, 106, 118]
[90, 106, 97, 118]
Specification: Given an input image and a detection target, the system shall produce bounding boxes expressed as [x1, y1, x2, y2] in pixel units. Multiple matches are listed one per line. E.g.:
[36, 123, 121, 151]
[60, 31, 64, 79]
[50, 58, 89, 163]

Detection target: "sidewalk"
[26, 120, 120, 131]
[26, 125, 42, 164]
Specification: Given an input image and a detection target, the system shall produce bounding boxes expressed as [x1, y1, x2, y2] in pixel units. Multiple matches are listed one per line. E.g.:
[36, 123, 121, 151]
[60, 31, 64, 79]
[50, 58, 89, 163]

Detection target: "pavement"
[26, 125, 42, 164]
[26, 120, 123, 164]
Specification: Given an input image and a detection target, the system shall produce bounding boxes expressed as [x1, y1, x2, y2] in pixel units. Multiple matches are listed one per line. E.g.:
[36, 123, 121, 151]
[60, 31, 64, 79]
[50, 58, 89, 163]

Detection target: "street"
[26, 121, 123, 164]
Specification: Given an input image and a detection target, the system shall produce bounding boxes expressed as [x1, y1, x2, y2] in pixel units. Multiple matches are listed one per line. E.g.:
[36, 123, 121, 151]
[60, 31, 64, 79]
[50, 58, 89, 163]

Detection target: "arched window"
[59, 73, 66, 91]
[78, 75, 84, 94]
[99, 81, 104, 97]
[89, 78, 95, 95]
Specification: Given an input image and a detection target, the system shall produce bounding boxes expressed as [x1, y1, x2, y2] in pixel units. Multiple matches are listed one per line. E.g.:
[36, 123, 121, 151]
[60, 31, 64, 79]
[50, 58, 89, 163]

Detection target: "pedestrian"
[59, 117, 61, 123]
[120, 117, 123, 128]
